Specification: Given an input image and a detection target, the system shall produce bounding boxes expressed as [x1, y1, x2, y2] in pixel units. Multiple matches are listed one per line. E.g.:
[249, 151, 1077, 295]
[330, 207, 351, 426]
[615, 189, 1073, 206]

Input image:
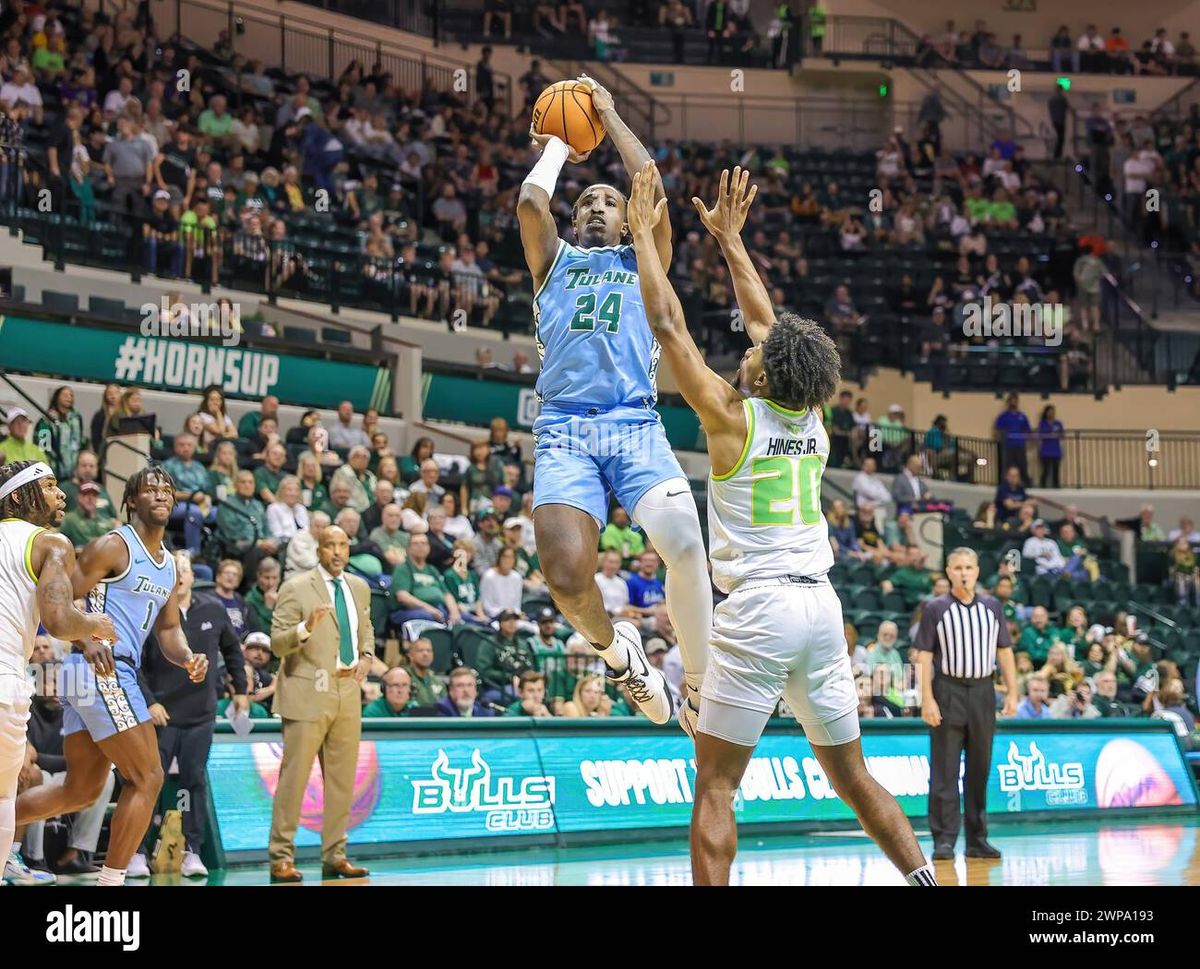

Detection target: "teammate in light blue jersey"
[519, 76, 712, 726]
[16, 466, 207, 886]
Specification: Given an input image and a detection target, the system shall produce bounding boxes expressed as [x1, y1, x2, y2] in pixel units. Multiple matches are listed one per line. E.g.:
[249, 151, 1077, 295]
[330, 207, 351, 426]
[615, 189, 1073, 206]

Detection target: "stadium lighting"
[976, 457, 988, 466]
[1149, 458, 1159, 468]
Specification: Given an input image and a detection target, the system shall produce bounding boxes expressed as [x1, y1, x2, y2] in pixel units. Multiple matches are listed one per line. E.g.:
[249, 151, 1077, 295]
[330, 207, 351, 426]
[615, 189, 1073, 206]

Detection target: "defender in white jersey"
[626, 164, 933, 887]
[0, 461, 116, 882]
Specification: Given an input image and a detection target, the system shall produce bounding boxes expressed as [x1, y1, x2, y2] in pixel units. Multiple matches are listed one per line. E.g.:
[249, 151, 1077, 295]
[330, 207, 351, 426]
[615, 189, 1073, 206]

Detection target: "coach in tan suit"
[268, 525, 375, 882]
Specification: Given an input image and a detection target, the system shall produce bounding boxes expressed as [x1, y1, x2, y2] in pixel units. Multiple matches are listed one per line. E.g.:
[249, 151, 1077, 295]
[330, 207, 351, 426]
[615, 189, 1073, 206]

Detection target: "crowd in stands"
[915, 20, 1197, 76]
[0, 4, 1178, 385]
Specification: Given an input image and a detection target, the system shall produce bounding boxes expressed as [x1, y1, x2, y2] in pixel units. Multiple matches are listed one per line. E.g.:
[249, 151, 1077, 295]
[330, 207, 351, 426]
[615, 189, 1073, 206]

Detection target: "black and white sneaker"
[606, 620, 674, 724]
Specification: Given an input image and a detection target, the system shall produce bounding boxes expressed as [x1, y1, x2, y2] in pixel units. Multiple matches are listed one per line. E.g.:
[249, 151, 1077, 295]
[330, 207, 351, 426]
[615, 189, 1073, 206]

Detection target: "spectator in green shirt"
[34, 386, 85, 480]
[244, 556, 281, 633]
[390, 532, 462, 627]
[253, 441, 289, 505]
[236, 394, 279, 440]
[315, 478, 356, 522]
[880, 545, 934, 608]
[368, 503, 409, 569]
[362, 667, 414, 717]
[477, 610, 538, 703]
[60, 449, 113, 515]
[404, 637, 447, 708]
[992, 575, 1021, 624]
[330, 445, 376, 513]
[162, 432, 218, 556]
[59, 481, 117, 548]
[505, 670, 553, 717]
[1017, 606, 1062, 665]
[0, 408, 50, 466]
[198, 93, 237, 154]
[216, 469, 277, 557]
[443, 540, 488, 623]
[598, 506, 644, 566]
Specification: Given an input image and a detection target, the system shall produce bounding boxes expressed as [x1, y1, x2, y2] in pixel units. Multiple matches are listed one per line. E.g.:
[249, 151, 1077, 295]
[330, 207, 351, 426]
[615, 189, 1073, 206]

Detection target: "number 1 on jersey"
[749, 455, 823, 526]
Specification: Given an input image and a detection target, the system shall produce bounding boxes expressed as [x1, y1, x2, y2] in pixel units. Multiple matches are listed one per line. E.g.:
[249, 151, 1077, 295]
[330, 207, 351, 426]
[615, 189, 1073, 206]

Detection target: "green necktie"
[330, 578, 355, 666]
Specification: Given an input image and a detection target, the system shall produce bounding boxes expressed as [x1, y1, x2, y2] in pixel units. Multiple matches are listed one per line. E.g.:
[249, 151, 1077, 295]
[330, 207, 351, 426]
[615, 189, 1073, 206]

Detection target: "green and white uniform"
[701, 398, 859, 747]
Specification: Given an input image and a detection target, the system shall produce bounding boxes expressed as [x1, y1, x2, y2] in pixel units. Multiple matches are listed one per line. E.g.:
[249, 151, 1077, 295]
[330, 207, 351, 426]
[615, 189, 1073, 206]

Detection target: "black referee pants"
[928, 676, 995, 849]
[155, 720, 216, 854]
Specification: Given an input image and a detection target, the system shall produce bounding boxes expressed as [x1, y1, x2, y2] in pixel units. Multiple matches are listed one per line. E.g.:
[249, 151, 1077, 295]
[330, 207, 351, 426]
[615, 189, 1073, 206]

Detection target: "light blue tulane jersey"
[85, 524, 176, 668]
[533, 241, 660, 411]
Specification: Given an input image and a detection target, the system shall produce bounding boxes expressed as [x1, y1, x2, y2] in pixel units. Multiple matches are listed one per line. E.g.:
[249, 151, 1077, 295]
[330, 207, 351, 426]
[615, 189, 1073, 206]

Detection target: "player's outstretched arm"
[581, 76, 672, 272]
[693, 167, 774, 345]
[154, 587, 205, 682]
[519, 127, 590, 286]
[628, 162, 744, 455]
[31, 531, 116, 645]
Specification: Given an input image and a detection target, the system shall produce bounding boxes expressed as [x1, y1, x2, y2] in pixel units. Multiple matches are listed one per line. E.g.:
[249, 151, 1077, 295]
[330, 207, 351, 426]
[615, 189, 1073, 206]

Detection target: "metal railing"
[832, 423, 1200, 490]
[291, 0, 436, 40]
[159, 0, 513, 115]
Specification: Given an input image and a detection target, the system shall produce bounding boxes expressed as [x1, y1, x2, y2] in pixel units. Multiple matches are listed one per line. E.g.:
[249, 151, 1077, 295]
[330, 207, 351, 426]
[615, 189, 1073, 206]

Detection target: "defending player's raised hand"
[576, 74, 614, 114]
[528, 123, 591, 164]
[691, 166, 758, 242]
[627, 162, 666, 238]
[184, 652, 209, 684]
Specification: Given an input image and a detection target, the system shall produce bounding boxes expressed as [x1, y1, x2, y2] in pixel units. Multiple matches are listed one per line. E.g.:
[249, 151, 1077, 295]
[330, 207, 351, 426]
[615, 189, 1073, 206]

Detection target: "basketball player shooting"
[15, 466, 208, 886]
[0, 461, 117, 881]
[625, 162, 935, 887]
[518, 76, 711, 725]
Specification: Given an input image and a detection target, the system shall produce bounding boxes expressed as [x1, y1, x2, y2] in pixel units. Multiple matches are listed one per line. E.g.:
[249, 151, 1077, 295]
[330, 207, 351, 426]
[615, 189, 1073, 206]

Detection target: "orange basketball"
[532, 80, 607, 155]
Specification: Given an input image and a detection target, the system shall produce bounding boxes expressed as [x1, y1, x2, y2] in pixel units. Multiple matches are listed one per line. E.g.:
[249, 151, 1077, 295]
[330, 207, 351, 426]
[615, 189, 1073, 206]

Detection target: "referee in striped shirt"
[915, 547, 1017, 861]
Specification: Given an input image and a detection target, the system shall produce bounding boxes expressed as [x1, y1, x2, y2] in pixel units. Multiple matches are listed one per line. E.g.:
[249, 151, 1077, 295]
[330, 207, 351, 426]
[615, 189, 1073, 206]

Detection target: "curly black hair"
[760, 313, 842, 411]
[120, 465, 177, 522]
[0, 460, 55, 525]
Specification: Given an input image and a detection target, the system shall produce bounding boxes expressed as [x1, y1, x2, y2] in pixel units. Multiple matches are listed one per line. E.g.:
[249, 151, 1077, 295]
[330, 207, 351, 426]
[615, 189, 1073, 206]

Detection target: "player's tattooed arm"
[154, 586, 206, 683]
[692, 167, 774, 345]
[580, 76, 673, 271]
[31, 531, 117, 644]
[628, 162, 743, 445]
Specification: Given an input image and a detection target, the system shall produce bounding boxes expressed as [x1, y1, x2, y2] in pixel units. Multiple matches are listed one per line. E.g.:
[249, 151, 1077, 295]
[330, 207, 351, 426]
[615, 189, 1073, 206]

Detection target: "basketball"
[532, 80, 607, 155]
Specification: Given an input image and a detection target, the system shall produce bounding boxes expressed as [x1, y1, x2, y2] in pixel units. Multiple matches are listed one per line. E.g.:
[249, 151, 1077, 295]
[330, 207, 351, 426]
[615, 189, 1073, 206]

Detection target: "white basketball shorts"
[699, 580, 860, 748]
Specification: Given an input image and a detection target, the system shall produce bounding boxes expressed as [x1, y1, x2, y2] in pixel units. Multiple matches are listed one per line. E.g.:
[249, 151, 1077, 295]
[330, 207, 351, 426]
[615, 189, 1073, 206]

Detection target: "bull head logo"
[431, 748, 489, 809]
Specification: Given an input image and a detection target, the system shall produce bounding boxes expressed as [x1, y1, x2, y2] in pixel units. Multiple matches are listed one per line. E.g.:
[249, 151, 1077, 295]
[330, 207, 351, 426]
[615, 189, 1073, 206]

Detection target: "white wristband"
[523, 136, 569, 198]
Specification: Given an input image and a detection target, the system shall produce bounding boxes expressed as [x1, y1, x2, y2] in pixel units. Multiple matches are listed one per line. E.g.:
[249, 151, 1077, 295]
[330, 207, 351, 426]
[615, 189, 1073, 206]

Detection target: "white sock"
[591, 626, 630, 674]
[98, 866, 127, 886]
[905, 864, 937, 886]
[634, 478, 712, 693]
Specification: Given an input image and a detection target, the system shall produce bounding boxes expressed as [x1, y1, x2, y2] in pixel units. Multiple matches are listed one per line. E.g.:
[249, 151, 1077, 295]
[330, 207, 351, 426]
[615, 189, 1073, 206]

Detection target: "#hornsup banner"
[206, 724, 1197, 854]
[0, 315, 392, 412]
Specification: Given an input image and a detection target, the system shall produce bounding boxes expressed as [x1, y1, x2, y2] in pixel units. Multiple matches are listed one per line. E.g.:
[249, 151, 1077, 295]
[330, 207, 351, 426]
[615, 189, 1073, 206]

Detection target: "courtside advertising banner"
[206, 723, 1197, 855]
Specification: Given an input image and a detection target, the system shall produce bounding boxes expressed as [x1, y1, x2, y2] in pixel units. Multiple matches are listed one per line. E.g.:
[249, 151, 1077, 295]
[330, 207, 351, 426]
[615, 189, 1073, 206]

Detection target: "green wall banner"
[421, 371, 704, 451]
[0, 315, 391, 412]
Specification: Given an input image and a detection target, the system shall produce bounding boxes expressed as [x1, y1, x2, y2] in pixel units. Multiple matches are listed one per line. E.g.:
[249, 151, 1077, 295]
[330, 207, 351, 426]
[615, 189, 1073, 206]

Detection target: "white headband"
[0, 462, 54, 502]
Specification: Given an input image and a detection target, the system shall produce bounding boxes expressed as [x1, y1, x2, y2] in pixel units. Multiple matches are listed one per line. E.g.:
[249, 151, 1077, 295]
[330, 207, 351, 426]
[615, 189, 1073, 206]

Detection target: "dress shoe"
[966, 841, 1002, 859]
[322, 858, 369, 879]
[270, 861, 304, 883]
[932, 843, 955, 861]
